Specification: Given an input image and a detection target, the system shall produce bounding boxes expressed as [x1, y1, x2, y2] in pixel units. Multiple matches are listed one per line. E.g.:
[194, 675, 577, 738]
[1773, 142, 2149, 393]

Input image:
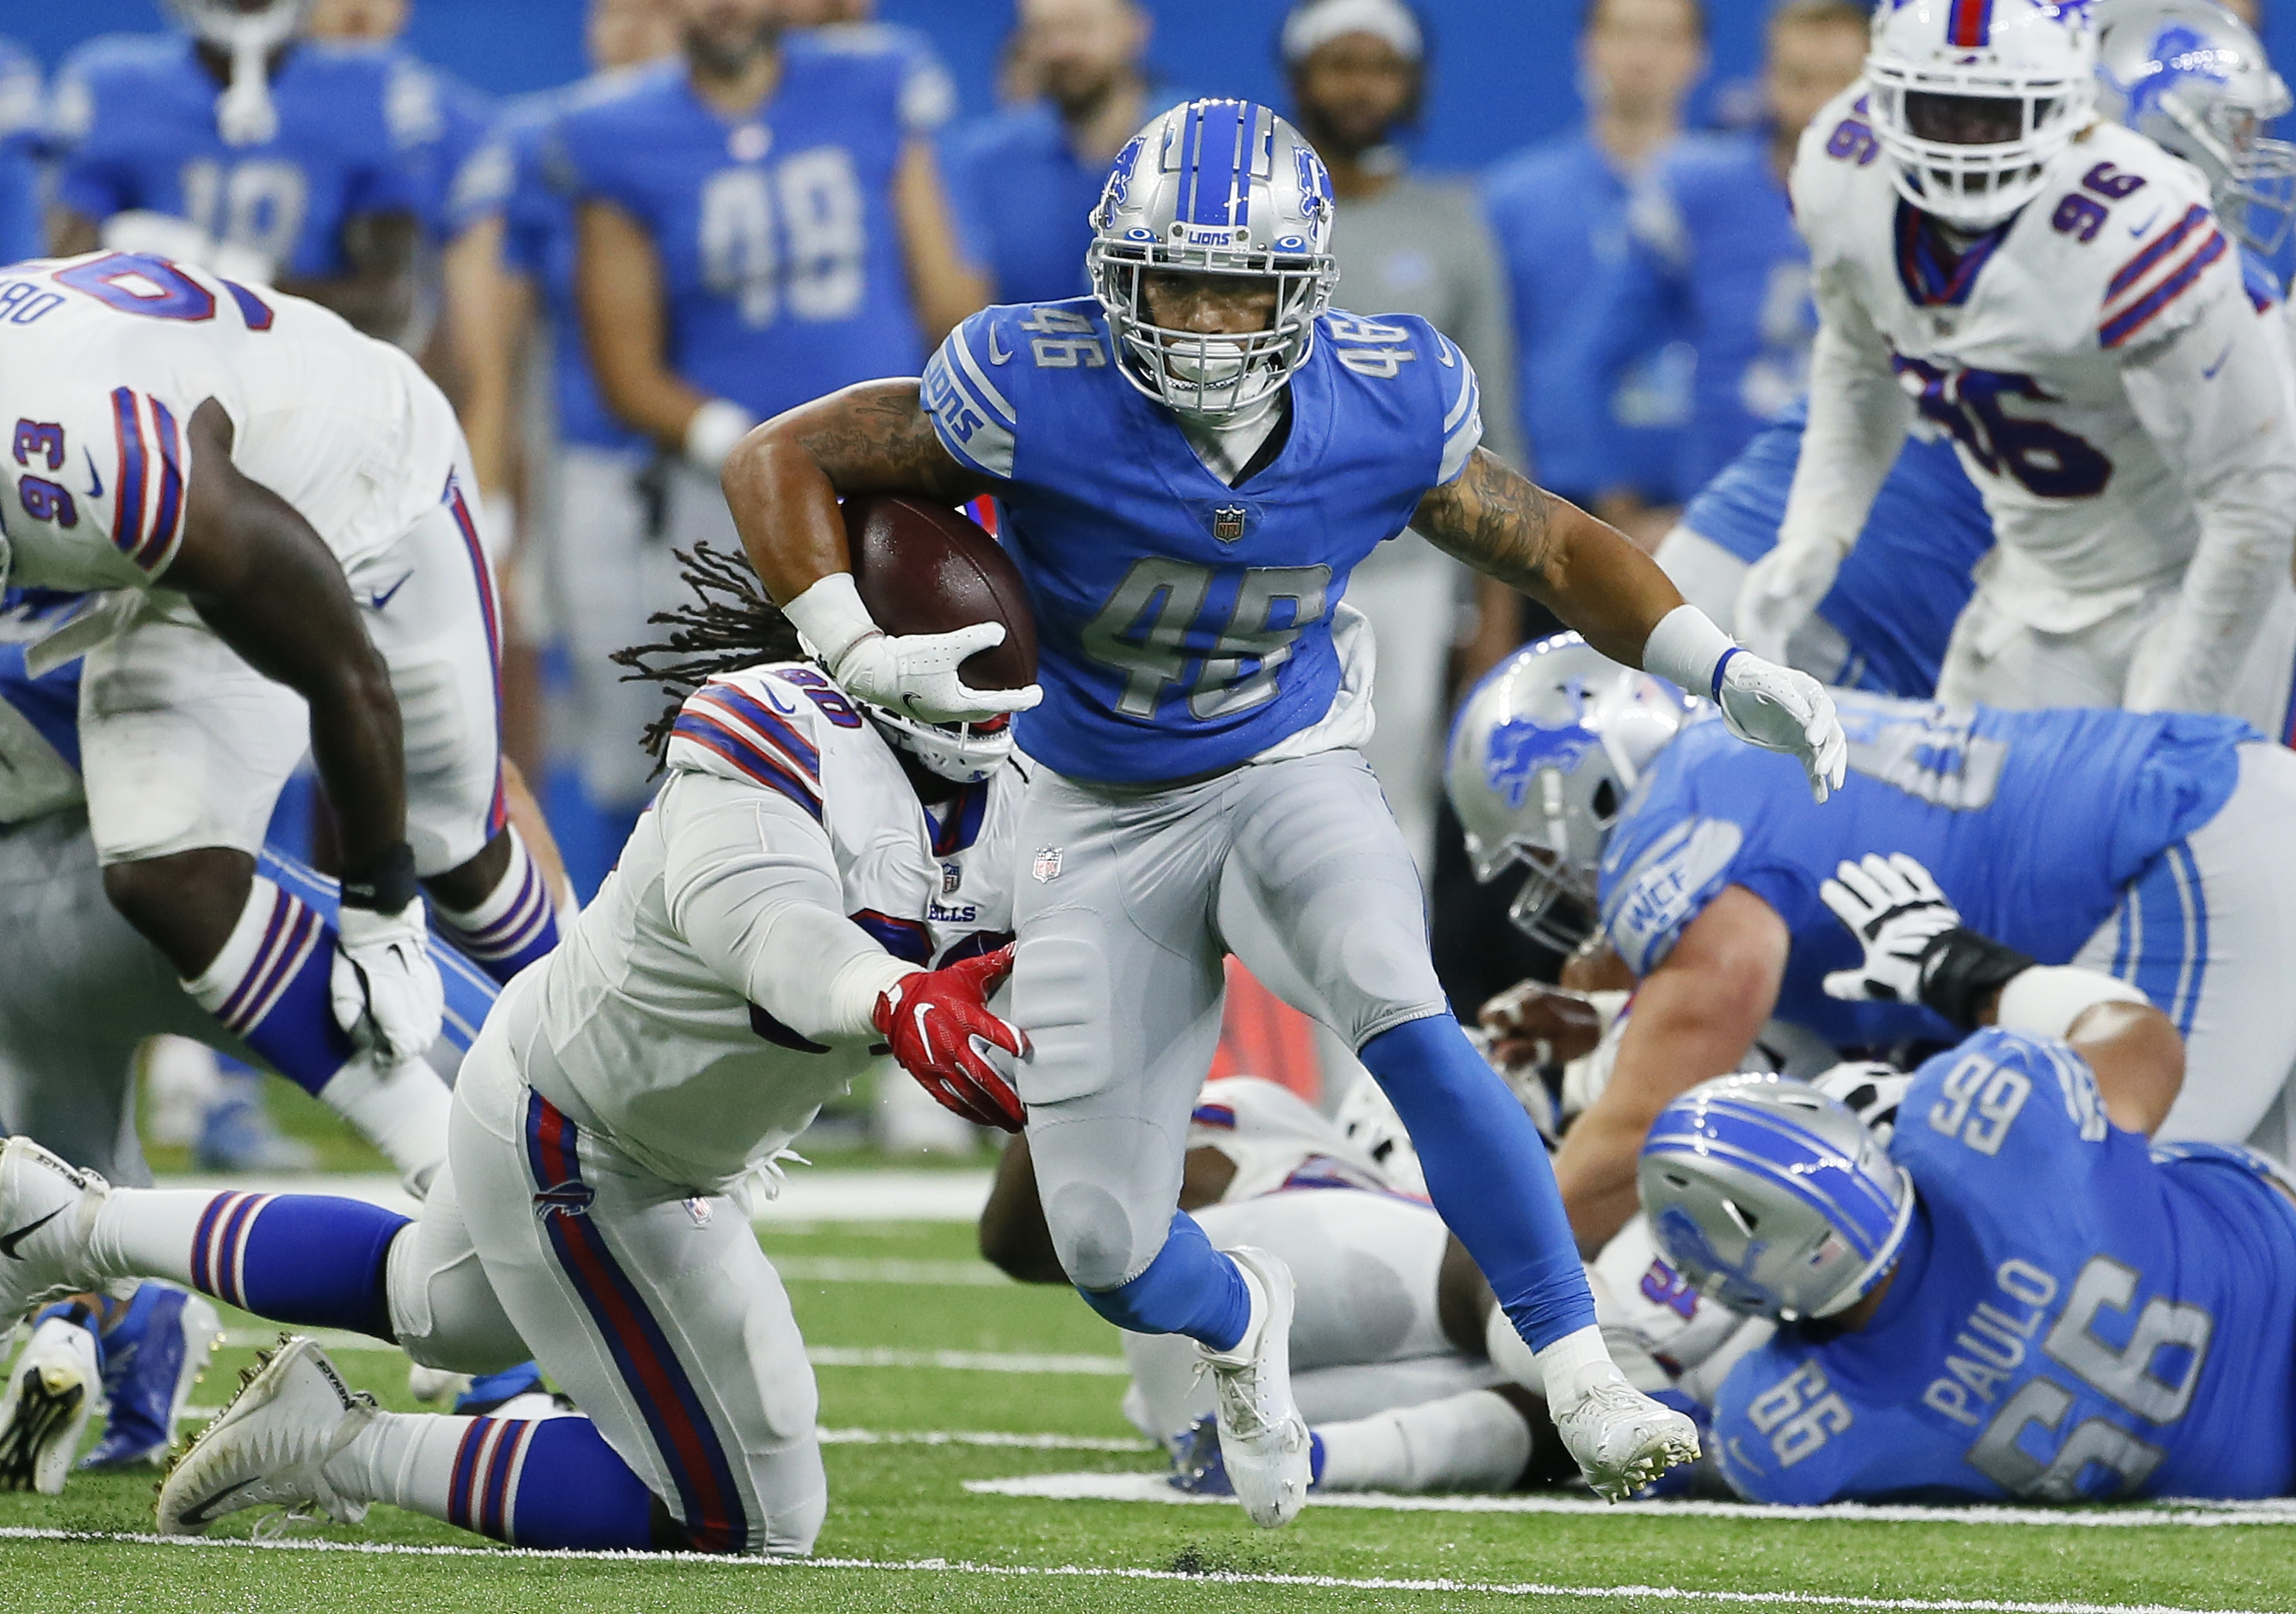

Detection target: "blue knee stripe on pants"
[1073, 1211, 1249, 1351]
[2111, 840, 2210, 1038]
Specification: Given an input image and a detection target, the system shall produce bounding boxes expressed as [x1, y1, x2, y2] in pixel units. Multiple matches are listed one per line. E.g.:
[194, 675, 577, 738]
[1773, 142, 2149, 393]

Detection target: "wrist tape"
[1915, 926, 2037, 1032]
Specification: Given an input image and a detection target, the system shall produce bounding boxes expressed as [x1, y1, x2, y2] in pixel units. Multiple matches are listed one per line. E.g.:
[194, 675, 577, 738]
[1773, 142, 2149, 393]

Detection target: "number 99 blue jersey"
[922, 299, 1482, 784]
[1597, 694, 2250, 1048]
[1712, 1028, 2296, 1504]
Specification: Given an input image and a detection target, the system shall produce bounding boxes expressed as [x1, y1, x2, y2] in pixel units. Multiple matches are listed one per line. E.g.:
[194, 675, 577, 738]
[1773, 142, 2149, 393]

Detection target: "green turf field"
[1, 1216, 2291, 1614]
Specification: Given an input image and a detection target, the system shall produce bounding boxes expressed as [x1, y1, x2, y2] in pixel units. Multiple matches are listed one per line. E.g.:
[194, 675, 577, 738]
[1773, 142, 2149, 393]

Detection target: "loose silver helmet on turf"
[2096, 0, 2296, 253]
[1638, 1073, 1915, 1323]
[1443, 634, 1696, 952]
[1086, 99, 1339, 422]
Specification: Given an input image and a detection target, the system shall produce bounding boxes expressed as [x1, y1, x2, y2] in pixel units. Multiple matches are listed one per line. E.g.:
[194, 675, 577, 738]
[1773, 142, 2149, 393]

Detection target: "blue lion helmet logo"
[2119, 24, 2231, 120]
[1482, 679, 1596, 810]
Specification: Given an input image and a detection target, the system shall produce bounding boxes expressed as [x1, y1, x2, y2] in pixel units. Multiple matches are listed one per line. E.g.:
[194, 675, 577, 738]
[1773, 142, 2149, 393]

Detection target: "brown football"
[841, 495, 1037, 694]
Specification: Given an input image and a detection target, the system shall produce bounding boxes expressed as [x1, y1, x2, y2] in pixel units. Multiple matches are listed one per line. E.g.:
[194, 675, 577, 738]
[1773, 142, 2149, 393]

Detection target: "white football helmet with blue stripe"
[1866, 0, 2101, 228]
[2096, 0, 2296, 252]
[1086, 99, 1339, 421]
[1639, 1073, 1915, 1323]
[1443, 635, 1696, 953]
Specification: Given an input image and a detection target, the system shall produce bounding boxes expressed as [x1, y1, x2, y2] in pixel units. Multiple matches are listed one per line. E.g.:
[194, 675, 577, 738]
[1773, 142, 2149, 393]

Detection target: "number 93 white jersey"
[498, 663, 1023, 1193]
[0, 251, 461, 593]
[1788, 83, 2296, 635]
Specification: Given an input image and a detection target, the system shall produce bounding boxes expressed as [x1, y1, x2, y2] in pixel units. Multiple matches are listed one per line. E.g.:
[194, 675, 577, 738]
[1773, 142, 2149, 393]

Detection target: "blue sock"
[431, 830, 561, 986]
[189, 1191, 408, 1340]
[180, 877, 354, 1098]
[1358, 1013, 1597, 1351]
[446, 1415, 657, 1549]
[1074, 1210, 1250, 1351]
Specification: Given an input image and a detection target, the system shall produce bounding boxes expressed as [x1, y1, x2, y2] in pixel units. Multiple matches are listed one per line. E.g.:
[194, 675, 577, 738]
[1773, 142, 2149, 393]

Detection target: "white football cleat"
[0, 1139, 107, 1326]
[1199, 1246, 1310, 1529]
[158, 1335, 375, 1536]
[1552, 1378, 1702, 1501]
[0, 1314, 102, 1493]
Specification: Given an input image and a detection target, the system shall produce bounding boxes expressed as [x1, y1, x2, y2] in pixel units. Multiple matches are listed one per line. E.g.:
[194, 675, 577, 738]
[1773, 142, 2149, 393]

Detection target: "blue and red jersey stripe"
[443, 474, 509, 836]
[670, 713, 824, 819]
[2101, 230, 2227, 348]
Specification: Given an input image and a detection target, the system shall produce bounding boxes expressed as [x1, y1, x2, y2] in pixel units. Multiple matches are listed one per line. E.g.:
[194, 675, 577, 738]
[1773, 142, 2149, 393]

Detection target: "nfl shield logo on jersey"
[943, 863, 962, 895]
[1211, 505, 1249, 543]
[1032, 847, 1063, 883]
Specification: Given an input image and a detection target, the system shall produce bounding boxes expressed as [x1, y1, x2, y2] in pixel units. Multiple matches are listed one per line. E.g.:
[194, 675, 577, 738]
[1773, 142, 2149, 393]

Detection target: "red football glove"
[872, 943, 1029, 1132]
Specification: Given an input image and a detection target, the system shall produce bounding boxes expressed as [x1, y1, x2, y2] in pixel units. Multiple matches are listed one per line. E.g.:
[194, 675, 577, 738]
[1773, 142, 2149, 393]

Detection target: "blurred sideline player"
[0, 254, 561, 1190]
[554, 0, 985, 836]
[777, 0, 956, 137]
[1444, 637, 2296, 1262]
[1573, 0, 1870, 505]
[0, 566, 1032, 1554]
[1483, 0, 1706, 547]
[46, 0, 430, 341]
[0, 605, 517, 1487]
[942, 0, 1162, 307]
[1736, 0, 2296, 731]
[1646, 881, 2296, 1504]
[732, 97, 1848, 1524]
[0, 40, 39, 267]
[1281, 0, 1528, 875]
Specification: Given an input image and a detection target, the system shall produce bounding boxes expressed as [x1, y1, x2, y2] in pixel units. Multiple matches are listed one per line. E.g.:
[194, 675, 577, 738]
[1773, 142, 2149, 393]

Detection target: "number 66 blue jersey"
[922, 298, 1481, 784]
[1713, 1027, 2296, 1504]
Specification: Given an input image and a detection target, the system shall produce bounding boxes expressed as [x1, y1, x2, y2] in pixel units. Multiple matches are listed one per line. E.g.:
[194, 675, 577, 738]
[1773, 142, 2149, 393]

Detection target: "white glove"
[683, 399, 757, 477]
[331, 901, 446, 1061]
[1818, 852, 1962, 1003]
[1733, 538, 1847, 665]
[1812, 1060, 1913, 1143]
[1715, 652, 1848, 803]
[783, 571, 1043, 724]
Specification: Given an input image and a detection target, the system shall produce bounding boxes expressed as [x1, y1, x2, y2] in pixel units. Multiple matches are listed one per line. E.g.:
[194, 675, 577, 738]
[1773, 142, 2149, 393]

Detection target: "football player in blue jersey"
[728, 97, 1847, 1525]
[1445, 636, 2296, 1263]
[1654, 399, 1993, 700]
[1573, 0, 1869, 500]
[0, 40, 40, 268]
[556, 0, 985, 826]
[45, 0, 430, 338]
[1482, 0, 1705, 541]
[1643, 884, 2296, 1504]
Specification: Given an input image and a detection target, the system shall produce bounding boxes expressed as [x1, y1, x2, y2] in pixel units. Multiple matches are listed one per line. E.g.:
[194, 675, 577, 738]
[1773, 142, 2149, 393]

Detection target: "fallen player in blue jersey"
[1445, 635, 2296, 1258]
[732, 96, 1850, 1524]
[1643, 869, 2296, 1504]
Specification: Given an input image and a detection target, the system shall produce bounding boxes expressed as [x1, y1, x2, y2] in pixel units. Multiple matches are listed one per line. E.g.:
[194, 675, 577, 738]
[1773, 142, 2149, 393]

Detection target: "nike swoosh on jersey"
[2201, 344, 2232, 380]
[364, 574, 412, 613]
[81, 451, 103, 501]
[987, 330, 1013, 366]
[2128, 208, 2163, 238]
[0, 1207, 63, 1259]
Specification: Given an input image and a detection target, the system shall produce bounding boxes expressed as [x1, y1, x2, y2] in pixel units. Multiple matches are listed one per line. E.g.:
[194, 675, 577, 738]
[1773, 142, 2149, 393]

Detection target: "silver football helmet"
[865, 707, 1012, 786]
[1443, 634, 1696, 953]
[1638, 1073, 1915, 1324]
[1086, 99, 1339, 422]
[2096, 0, 2296, 253]
[1866, 0, 2101, 229]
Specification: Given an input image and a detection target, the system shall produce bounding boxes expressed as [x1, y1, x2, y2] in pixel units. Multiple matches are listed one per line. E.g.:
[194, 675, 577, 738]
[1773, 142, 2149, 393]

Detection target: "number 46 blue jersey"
[1713, 1027, 2296, 1504]
[923, 299, 1482, 784]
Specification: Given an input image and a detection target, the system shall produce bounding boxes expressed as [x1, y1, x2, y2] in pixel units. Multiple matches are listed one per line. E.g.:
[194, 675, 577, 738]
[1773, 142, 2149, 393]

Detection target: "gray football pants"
[1012, 749, 1451, 1291]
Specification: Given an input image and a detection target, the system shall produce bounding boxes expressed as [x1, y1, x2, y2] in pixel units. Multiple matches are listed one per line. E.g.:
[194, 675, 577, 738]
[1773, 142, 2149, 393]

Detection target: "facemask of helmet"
[1866, 0, 2100, 230]
[166, 0, 310, 145]
[1443, 634, 1696, 954]
[1087, 99, 1339, 423]
[1638, 1073, 1914, 1323]
[863, 706, 1014, 787]
[2096, 0, 2296, 253]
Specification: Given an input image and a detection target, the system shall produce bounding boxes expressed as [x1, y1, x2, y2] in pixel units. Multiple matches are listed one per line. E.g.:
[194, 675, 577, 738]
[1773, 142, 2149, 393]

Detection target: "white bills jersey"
[1792, 87, 2296, 633]
[0, 251, 461, 591]
[1185, 1076, 1401, 1203]
[501, 663, 1021, 1190]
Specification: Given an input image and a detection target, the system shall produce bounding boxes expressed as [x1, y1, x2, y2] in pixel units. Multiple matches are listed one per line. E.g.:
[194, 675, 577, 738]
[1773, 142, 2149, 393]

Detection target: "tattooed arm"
[1412, 448, 1687, 671]
[723, 380, 995, 607]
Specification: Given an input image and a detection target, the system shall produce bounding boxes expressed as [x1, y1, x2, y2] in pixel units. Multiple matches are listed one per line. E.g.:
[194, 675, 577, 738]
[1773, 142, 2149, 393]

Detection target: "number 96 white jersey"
[1789, 83, 2296, 637]
[0, 252, 461, 593]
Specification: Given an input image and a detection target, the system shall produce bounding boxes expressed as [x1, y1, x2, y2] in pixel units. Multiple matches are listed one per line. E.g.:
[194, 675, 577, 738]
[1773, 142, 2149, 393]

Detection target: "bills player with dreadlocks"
[1736, 0, 2296, 734]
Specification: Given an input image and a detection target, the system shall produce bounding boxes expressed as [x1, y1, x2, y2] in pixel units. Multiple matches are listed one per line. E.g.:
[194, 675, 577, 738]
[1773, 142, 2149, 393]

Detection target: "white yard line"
[968, 1471, 2296, 1530]
[217, 1330, 1126, 1376]
[773, 1257, 1011, 1286]
[818, 1428, 1149, 1452]
[0, 1527, 2281, 1612]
